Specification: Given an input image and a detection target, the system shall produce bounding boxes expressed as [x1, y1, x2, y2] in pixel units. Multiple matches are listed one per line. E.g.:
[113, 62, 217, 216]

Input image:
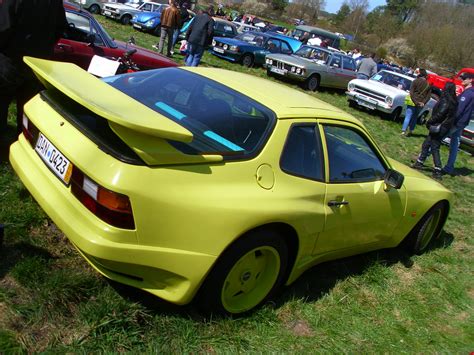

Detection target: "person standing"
[401, 68, 431, 136]
[356, 53, 377, 80]
[185, 5, 214, 67]
[0, 0, 67, 135]
[170, 2, 190, 54]
[156, 0, 181, 57]
[411, 82, 458, 180]
[442, 72, 474, 176]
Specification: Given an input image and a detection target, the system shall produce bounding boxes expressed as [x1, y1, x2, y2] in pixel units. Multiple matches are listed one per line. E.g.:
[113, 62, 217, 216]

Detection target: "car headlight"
[132, 15, 137, 21]
[266, 58, 272, 65]
[230, 45, 238, 52]
[385, 96, 393, 106]
[348, 83, 355, 91]
[223, 44, 229, 50]
[145, 19, 155, 26]
[212, 39, 216, 46]
[296, 67, 303, 74]
[291, 66, 296, 73]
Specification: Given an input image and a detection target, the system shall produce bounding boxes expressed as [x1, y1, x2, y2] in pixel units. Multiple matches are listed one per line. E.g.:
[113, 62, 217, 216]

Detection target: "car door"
[340, 56, 357, 88]
[313, 122, 406, 255]
[55, 10, 111, 69]
[327, 54, 344, 88]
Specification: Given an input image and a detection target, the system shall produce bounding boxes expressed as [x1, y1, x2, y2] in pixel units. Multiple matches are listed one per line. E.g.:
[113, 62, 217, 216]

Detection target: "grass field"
[0, 15, 473, 353]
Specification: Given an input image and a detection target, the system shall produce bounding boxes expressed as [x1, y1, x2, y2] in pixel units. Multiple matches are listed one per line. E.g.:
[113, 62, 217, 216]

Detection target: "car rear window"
[103, 68, 276, 158]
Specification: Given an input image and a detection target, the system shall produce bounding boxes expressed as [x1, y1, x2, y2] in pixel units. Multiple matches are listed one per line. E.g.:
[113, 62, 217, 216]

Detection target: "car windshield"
[294, 46, 330, 63]
[370, 71, 412, 91]
[103, 68, 275, 157]
[235, 33, 266, 46]
[95, 19, 117, 48]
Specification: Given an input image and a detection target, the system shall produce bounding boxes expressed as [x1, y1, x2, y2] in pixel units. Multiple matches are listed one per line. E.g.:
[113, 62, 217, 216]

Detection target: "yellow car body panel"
[10, 60, 453, 307]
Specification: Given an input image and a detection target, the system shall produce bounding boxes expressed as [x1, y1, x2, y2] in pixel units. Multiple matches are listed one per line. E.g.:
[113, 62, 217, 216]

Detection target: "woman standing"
[411, 82, 458, 180]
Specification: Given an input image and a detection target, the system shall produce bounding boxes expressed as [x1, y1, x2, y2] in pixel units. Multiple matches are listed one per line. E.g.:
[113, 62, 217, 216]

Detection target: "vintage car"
[211, 31, 302, 67]
[232, 21, 262, 34]
[130, 3, 168, 35]
[346, 70, 436, 122]
[265, 45, 357, 91]
[11, 57, 452, 315]
[178, 17, 237, 42]
[72, 0, 104, 13]
[427, 67, 474, 97]
[291, 25, 342, 49]
[59, 2, 177, 70]
[102, 1, 164, 25]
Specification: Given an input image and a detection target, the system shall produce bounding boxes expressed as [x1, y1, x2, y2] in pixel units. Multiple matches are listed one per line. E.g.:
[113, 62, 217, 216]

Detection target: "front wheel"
[120, 15, 132, 25]
[88, 4, 100, 14]
[404, 202, 447, 255]
[304, 75, 320, 91]
[241, 54, 254, 68]
[197, 230, 288, 315]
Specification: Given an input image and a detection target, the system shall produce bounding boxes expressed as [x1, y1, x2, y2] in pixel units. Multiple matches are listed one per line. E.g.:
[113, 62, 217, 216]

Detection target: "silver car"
[102, 1, 164, 25]
[265, 45, 357, 91]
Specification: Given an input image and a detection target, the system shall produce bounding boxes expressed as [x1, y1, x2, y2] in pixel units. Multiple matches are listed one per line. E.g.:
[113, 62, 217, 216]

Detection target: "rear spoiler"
[24, 57, 223, 165]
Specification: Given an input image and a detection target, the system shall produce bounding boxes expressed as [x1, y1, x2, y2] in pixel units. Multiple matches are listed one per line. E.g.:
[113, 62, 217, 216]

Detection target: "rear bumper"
[9, 135, 216, 305]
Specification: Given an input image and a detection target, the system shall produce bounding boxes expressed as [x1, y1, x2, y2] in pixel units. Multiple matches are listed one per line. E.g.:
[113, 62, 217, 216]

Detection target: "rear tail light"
[70, 167, 135, 229]
[22, 114, 39, 147]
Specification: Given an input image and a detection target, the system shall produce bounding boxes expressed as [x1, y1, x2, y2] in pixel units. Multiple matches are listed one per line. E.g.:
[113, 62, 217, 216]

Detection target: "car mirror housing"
[384, 169, 404, 190]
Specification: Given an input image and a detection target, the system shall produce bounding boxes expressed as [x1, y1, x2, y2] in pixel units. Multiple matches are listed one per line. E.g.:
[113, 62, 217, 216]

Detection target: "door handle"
[328, 200, 349, 207]
[56, 44, 73, 53]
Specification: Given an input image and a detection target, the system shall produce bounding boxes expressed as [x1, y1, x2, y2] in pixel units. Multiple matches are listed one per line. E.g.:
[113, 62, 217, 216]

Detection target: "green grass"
[0, 15, 473, 353]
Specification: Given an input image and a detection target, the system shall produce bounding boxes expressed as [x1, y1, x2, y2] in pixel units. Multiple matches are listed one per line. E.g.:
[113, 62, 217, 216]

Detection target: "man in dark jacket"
[185, 6, 214, 67]
[401, 68, 431, 136]
[443, 72, 474, 175]
[0, 0, 66, 135]
[155, 0, 181, 57]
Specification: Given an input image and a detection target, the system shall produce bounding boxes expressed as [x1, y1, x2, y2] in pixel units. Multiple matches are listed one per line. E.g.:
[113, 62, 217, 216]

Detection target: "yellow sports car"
[10, 57, 453, 315]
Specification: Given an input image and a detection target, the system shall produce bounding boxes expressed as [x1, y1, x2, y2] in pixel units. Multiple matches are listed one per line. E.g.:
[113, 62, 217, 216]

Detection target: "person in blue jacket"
[443, 72, 474, 176]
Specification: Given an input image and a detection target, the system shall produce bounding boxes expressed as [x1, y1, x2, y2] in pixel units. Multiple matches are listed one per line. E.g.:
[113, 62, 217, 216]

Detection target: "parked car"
[346, 70, 436, 122]
[291, 25, 342, 49]
[232, 21, 262, 34]
[427, 67, 474, 97]
[265, 45, 357, 91]
[102, 1, 164, 25]
[12, 58, 453, 315]
[211, 31, 302, 67]
[58, 2, 177, 70]
[178, 17, 237, 42]
[71, 0, 104, 13]
[130, 3, 168, 35]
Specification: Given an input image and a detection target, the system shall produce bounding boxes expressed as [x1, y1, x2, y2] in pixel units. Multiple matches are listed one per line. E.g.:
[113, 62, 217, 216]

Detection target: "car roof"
[378, 70, 414, 81]
[183, 67, 359, 123]
[295, 25, 339, 39]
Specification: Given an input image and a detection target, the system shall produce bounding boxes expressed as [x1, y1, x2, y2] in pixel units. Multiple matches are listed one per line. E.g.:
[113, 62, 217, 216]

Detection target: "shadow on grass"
[276, 230, 455, 305]
[0, 241, 55, 279]
[0, 127, 18, 162]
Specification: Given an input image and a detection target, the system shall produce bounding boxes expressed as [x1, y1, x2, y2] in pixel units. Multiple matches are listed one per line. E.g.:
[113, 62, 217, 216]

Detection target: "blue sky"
[325, 0, 387, 14]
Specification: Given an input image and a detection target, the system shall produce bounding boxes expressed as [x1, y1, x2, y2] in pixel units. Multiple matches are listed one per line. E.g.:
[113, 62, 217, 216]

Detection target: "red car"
[55, 2, 177, 71]
[427, 67, 474, 97]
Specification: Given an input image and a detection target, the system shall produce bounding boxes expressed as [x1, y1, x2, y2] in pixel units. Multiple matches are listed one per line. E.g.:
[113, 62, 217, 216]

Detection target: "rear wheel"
[88, 4, 100, 14]
[241, 54, 254, 68]
[198, 230, 288, 315]
[304, 75, 320, 91]
[120, 15, 132, 25]
[404, 202, 447, 255]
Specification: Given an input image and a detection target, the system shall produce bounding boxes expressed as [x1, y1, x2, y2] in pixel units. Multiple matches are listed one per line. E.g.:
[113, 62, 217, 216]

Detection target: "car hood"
[266, 53, 325, 67]
[115, 40, 176, 66]
[135, 11, 160, 21]
[215, 37, 260, 49]
[350, 78, 408, 96]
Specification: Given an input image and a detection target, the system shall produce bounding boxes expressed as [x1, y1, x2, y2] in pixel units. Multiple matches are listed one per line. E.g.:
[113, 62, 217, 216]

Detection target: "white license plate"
[357, 100, 375, 109]
[35, 133, 73, 185]
[104, 10, 112, 16]
[133, 24, 142, 29]
[213, 47, 224, 54]
[270, 67, 286, 75]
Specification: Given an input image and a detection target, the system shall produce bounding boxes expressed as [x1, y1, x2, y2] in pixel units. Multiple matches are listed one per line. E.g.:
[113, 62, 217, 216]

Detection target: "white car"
[346, 70, 436, 123]
[102, 1, 165, 25]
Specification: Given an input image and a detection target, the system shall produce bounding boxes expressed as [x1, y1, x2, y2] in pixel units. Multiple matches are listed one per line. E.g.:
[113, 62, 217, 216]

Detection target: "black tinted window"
[342, 57, 356, 71]
[324, 125, 385, 183]
[280, 125, 323, 181]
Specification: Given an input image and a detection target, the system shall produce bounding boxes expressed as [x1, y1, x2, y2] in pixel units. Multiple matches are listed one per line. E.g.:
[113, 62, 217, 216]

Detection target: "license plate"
[355, 95, 377, 110]
[104, 10, 111, 16]
[213, 47, 224, 54]
[270, 67, 286, 75]
[133, 24, 142, 29]
[35, 133, 73, 185]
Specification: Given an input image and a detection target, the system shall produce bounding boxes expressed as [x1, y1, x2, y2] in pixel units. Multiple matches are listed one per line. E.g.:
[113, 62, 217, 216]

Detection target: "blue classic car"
[210, 31, 302, 67]
[131, 4, 168, 35]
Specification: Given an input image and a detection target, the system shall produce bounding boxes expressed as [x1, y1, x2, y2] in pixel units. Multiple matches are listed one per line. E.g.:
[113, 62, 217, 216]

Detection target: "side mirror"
[384, 169, 404, 190]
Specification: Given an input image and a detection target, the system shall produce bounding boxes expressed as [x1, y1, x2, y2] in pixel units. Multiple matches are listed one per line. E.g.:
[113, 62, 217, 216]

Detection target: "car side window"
[64, 12, 105, 46]
[280, 41, 292, 54]
[323, 125, 386, 183]
[141, 3, 152, 11]
[266, 39, 280, 53]
[329, 55, 342, 68]
[342, 57, 356, 71]
[280, 125, 324, 181]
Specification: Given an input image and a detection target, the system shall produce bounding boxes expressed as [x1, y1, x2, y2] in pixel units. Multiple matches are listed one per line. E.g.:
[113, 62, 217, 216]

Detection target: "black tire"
[153, 25, 161, 36]
[403, 202, 448, 255]
[348, 99, 358, 109]
[120, 15, 132, 25]
[389, 107, 402, 122]
[304, 75, 320, 91]
[241, 54, 254, 68]
[197, 230, 288, 315]
[88, 4, 100, 14]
